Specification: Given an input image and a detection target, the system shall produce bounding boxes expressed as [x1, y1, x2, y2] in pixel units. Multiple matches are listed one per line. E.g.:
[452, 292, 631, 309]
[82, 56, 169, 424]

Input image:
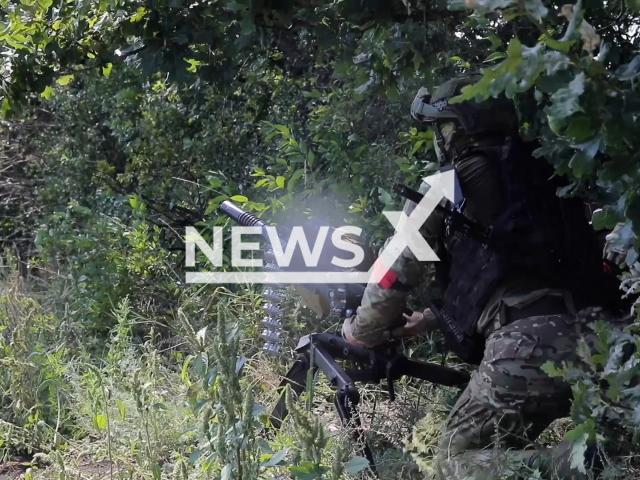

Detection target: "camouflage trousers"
[436, 307, 608, 480]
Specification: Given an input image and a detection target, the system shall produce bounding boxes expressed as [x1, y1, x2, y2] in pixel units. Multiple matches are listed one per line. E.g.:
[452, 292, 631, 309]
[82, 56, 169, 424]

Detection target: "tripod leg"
[334, 393, 378, 478]
[269, 353, 310, 430]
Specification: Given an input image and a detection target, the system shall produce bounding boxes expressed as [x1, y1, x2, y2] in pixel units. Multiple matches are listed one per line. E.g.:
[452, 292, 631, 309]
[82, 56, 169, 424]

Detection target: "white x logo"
[370, 170, 458, 284]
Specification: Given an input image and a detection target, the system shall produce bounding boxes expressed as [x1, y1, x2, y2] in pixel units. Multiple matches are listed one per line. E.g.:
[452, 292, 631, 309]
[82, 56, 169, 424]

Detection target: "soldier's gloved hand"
[392, 309, 438, 338]
[342, 309, 438, 347]
[604, 222, 636, 265]
[341, 316, 371, 347]
[342, 315, 397, 348]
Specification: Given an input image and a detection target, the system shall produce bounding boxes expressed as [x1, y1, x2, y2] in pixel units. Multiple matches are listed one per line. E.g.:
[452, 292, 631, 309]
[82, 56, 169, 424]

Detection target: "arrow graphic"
[369, 170, 457, 285]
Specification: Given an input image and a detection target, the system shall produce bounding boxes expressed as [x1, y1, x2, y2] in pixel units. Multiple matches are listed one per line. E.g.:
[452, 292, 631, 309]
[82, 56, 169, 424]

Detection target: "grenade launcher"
[219, 201, 470, 476]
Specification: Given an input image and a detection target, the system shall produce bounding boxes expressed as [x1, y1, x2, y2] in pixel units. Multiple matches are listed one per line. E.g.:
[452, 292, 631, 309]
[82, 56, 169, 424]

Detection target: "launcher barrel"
[219, 200, 269, 232]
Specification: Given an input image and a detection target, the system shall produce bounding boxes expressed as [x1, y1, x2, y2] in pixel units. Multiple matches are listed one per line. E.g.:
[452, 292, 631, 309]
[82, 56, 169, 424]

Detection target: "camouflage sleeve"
[342, 180, 445, 346]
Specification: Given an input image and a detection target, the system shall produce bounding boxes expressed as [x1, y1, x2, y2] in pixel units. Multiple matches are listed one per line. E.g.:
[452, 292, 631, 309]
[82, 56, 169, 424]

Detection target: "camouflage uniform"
[436, 305, 615, 480]
[341, 118, 610, 478]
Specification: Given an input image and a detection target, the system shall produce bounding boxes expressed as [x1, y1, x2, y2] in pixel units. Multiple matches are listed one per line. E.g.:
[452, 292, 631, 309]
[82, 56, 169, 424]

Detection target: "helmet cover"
[411, 76, 518, 136]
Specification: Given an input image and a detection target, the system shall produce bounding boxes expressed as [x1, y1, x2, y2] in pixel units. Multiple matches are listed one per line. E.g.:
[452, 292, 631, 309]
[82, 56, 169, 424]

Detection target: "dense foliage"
[1, 0, 640, 478]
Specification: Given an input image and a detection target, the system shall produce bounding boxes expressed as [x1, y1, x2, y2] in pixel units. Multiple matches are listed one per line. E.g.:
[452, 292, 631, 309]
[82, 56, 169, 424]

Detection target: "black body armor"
[435, 139, 623, 364]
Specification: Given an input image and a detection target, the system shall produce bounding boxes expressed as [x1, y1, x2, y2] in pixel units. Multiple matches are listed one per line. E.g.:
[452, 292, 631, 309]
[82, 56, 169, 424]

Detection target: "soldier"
[342, 76, 625, 479]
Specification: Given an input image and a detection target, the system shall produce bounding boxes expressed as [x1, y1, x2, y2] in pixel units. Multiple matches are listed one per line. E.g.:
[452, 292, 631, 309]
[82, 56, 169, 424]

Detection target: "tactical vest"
[435, 138, 621, 364]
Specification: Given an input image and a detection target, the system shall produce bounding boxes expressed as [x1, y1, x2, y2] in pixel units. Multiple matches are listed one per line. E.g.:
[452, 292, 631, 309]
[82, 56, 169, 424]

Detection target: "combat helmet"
[411, 75, 518, 136]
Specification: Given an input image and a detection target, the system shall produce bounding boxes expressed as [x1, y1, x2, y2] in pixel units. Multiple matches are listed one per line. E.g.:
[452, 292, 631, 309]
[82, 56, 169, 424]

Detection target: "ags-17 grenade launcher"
[219, 200, 470, 476]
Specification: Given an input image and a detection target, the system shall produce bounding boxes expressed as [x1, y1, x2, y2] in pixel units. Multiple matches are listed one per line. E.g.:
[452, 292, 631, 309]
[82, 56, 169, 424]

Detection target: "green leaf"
[625, 192, 640, 226]
[603, 223, 636, 256]
[288, 462, 327, 480]
[485, 34, 503, 50]
[541, 360, 563, 378]
[344, 456, 369, 474]
[575, 137, 600, 158]
[95, 414, 107, 430]
[564, 419, 596, 443]
[40, 86, 54, 99]
[411, 140, 425, 155]
[627, 0, 640, 12]
[130, 6, 146, 21]
[569, 434, 589, 474]
[276, 176, 286, 189]
[353, 53, 372, 65]
[181, 356, 193, 384]
[543, 51, 570, 76]
[210, 194, 228, 205]
[204, 367, 218, 387]
[240, 19, 255, 35]
[288, 169, 305, 192]
[565, 115, 594, 142]
[1, 98, 11, 118]
[568, 137, 600, 179]
[262, 448, 288, 467]
[561, 0, 582, 42]
[563, 420, 596, 474]
[451, 38, 526, 103]
[355, 78, 375, 95]
[189, 449, 202, 464]
[507, 38, 523, 58]
[378, 187, 392, 205]
[195, 352, 208, 376]
[569, 150, 595, 178]
[275, 125, 290, 136]
[103, 63, 113, 78]
[524, 0, 548, 21]
[56, 74, 75, 85]
[592, 208, 621, 230]
[413, 51, 424, 70]
[221, 464, 232, 480]
[385, 85, 400, 102]
[226, 1, 247, 11]
[541, 36, 576, 54]
[208, 177, 224, 189]
[258, 439, 274, 454]
[451, 0, 512, 13]
[614, 55, 640, 81]
[116, 399, 127, 420]
[483, 52, 507, 63]
[450, 56, 470, 68]
[289, 470, 320, 480]
[547, 72, 585, 120]
[302, 89, 322, 98]
[235, 355, 245, 373]
[230, 195, 248, 202]
[152, 464, 161, 480]
[115, 40, 145, 57]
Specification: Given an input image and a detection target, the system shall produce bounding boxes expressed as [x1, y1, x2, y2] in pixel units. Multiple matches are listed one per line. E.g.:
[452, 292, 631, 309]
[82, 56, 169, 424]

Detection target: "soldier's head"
[410, 75, 518, 164]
